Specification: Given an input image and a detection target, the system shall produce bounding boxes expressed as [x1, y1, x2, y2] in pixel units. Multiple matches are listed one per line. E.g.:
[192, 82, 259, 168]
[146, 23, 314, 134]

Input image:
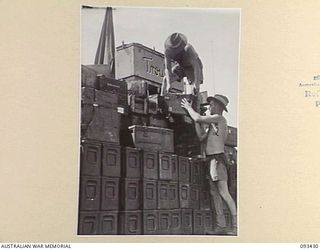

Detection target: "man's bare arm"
[195, 123, 209, 142]
[181, 98, 221, 124]
[164, 55, 172, 89]
[190, 58, 202, 94]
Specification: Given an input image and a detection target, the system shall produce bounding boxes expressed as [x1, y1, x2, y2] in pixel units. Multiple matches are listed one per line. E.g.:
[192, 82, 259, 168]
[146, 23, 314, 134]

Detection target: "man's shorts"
[206, 153, 228, 182]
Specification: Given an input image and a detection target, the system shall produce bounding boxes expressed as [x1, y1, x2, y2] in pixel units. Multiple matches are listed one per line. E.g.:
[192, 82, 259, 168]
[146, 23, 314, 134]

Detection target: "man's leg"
[216, 180, 237, 234]
[207, 179, 227, 234]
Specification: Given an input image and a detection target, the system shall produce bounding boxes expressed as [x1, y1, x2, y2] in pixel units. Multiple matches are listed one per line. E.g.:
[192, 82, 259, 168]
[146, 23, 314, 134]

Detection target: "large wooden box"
[129, 125, 174, 153]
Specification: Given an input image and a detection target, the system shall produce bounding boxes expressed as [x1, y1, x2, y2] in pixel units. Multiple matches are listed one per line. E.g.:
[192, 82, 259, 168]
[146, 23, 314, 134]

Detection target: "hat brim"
[164, 34, 187, 58]
[206, 96, 228, 112]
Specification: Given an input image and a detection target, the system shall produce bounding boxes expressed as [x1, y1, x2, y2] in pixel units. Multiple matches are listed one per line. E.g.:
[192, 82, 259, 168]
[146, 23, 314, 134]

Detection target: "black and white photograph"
[78, 6, 240, 236]
[3, 0, 320, 245]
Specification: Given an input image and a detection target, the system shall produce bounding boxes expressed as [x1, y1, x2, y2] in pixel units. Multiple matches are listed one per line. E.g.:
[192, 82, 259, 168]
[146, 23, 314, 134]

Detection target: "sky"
[82, 7, 240, 127]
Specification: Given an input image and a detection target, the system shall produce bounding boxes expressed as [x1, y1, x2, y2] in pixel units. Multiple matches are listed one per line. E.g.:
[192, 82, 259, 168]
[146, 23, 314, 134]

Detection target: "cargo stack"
[78, 43, 238, 235]
[78, 66, 127, 235]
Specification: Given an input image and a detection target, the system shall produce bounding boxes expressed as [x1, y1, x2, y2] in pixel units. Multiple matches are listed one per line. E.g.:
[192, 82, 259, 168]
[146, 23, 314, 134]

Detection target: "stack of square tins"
[120, 151, 215, 235]
[78, 139, 121, 235]
[78, 138, 216, 235]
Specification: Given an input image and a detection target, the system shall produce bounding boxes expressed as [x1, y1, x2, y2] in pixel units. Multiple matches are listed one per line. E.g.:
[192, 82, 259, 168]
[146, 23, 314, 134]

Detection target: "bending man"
[163, 33, 203, 96]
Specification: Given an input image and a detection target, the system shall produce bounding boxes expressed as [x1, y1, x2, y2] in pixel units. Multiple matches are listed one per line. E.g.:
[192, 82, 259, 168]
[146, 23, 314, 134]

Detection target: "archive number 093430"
[300, 244, 319, 248]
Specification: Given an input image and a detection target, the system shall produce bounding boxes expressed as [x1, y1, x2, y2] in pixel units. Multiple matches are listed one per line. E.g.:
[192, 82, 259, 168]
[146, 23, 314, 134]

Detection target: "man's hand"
[181, 98, 203, 123]
[181, 98, 192, 110]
